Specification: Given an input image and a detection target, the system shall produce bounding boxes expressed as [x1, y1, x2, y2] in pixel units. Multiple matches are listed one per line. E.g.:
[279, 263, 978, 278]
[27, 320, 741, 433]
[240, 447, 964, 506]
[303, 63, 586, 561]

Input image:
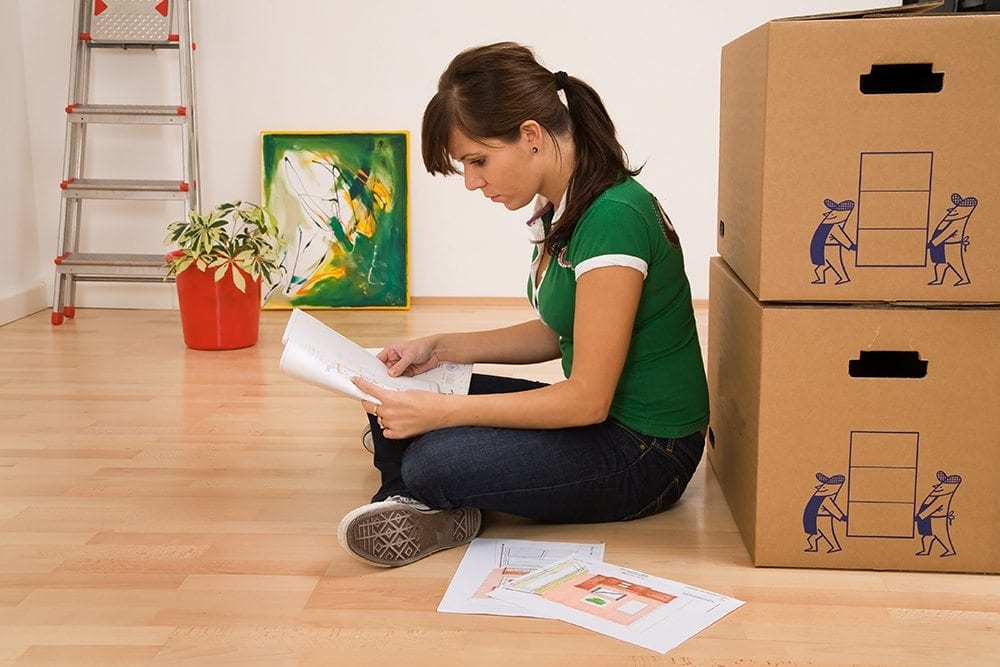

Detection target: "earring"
[531, 147, 538, 154]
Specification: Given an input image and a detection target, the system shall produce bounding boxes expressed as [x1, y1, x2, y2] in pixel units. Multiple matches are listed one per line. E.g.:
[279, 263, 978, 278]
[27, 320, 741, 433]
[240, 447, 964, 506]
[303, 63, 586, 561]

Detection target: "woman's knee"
[399, 431, 473, 506]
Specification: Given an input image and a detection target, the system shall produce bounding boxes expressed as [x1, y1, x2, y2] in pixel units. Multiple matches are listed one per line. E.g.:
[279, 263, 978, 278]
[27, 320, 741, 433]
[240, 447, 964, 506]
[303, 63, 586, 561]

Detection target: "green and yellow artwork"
[261, 131, 409, 309]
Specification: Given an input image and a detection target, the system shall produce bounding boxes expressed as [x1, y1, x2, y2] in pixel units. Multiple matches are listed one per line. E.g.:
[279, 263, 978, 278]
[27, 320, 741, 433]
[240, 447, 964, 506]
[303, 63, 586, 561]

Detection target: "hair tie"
[554, 71, 569, 91]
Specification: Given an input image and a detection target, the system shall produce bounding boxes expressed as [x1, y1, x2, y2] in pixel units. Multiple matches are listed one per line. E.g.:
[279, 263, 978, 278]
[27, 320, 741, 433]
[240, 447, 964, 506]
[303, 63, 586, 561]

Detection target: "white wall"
[1, 1, 45, 325]
[15, 0, 891, 314]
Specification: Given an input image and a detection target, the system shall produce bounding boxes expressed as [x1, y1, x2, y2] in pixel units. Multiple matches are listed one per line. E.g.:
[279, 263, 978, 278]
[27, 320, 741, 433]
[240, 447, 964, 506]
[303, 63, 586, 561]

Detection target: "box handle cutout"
[849, 350, 927, 378]
[860, 64, 943, 95]
[718, 220, 725, 237]
[708, 426, 716, 449]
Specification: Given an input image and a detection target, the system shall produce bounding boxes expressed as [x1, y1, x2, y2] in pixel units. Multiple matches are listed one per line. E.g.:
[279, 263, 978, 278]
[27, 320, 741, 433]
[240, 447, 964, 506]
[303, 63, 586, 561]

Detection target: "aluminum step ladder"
[52, 0, 200, 324]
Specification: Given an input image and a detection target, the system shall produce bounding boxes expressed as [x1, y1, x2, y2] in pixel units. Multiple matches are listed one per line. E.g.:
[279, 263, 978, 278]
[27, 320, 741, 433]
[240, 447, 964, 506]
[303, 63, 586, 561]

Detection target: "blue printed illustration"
[927, 193, 977, 287]
[915, 470, 962, 557]
[810, 199, 856, 285]
[803, 473, 848, 553]
[801, 433, 966, 561]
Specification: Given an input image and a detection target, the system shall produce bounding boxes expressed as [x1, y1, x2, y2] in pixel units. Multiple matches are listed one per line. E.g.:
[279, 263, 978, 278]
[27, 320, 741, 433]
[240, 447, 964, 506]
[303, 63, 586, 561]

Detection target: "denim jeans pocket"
[614, 426, 705, 522]
[650, 434, 704, 481]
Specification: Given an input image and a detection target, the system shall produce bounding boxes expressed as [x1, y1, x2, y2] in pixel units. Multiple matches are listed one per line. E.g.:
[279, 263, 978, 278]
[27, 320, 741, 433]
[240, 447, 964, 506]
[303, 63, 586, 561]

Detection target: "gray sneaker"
[337, 495, 481, 567]
[361, 423, 374, 453]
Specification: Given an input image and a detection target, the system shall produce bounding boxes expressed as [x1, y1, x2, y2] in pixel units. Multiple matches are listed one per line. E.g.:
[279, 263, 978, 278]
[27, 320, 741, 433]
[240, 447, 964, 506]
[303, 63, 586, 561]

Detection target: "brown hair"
[422, 42, 640, 255]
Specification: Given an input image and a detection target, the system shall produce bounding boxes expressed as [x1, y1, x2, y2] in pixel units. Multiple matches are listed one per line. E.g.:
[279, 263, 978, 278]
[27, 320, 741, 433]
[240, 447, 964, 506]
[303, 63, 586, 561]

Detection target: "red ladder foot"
[51, 311, 65, 325]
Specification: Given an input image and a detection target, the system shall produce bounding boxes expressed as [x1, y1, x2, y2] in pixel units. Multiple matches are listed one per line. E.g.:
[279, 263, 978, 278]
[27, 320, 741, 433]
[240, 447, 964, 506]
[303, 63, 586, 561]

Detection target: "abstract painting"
[261, 131, 409, 308]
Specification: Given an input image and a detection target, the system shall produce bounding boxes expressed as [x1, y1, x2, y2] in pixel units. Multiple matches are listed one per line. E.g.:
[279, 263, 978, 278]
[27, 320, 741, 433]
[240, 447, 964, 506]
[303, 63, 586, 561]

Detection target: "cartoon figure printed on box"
[807, 187, 981, 289]
[800, 466, 963, 558]
[915, 470, 962, 557]
[809, 199, 856, 285]
[803, 472, 848, 553]
[927, 194, 977, 287]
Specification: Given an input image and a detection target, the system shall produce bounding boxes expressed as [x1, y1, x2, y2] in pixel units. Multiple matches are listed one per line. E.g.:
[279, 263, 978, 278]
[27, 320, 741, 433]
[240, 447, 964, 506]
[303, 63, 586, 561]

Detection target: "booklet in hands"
[279, 309, 472, 403]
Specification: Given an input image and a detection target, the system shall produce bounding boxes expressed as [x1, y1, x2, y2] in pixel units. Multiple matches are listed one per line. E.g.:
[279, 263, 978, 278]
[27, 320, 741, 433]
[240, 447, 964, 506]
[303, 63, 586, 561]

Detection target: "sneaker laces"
[384, 495, 432, 511]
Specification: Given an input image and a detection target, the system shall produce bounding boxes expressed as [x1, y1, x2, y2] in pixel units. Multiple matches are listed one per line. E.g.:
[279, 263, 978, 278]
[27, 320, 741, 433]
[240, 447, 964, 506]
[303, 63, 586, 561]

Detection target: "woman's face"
[447, 126, 541, 211]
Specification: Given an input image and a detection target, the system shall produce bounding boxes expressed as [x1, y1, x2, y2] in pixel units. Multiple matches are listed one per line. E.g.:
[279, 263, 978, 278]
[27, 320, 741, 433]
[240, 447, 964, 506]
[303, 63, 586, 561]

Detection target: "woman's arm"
[380, 319, 562, 377]
[358, 266, 642, 438]
[434, 319, 563, 365]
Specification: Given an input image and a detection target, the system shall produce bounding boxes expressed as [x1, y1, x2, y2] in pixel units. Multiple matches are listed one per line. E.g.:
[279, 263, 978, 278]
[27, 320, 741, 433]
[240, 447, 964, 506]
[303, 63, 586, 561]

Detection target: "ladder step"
[85, 39, 180, 50]
[66, 104, 188, 124]
[89, 0, 175, 45]
[55, 252, 170, 280]
[61, 178, 191, 201]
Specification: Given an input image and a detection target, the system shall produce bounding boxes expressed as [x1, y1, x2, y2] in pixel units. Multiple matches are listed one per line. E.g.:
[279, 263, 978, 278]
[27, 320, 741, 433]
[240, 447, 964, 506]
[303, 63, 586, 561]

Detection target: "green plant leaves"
[163, 200, 287, 292]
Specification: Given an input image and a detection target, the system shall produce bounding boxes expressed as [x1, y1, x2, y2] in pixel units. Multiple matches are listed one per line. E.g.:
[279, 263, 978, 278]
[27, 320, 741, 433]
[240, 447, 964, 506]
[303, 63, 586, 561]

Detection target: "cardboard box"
[717, 7, 1000, 303]
[706, 257, 1000, 572]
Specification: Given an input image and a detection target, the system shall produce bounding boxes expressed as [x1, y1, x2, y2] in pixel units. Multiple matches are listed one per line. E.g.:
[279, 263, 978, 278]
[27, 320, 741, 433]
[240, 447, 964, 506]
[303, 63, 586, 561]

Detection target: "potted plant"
[164, 200, 286, 350]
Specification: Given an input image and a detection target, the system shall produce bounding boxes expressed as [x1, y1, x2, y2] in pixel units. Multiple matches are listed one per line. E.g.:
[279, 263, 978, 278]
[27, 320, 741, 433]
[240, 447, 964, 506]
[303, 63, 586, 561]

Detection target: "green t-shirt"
[526, 178, 709, 438]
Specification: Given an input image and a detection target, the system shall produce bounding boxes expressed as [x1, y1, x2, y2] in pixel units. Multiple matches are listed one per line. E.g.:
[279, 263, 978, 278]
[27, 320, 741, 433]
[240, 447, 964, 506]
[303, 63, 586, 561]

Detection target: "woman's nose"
[464, 171, 484, 191]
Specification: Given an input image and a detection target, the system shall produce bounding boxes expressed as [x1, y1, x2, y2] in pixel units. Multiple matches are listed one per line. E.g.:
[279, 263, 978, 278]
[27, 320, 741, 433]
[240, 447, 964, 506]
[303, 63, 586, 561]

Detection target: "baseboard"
[411, 296, 708, 309]
[0, 292, 702, 323]
[0, 292, 703, 319]
[0, 283, 49, 326]
[409, 296, 530, 307]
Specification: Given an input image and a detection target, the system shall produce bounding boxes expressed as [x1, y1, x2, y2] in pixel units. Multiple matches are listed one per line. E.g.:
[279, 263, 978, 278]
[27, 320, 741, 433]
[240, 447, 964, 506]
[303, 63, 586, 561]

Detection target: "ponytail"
[422, 43, 639, 255]
[548, 73, 640, 255]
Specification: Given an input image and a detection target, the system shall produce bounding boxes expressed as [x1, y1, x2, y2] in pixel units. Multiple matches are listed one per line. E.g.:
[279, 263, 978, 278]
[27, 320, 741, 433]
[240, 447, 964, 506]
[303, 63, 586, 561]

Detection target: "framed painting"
[261, 131, 409, 309]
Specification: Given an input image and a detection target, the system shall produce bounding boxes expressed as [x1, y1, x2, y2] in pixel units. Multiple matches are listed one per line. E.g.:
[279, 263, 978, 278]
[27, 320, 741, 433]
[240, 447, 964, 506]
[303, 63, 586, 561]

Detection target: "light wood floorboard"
[1, 305, 998, 666]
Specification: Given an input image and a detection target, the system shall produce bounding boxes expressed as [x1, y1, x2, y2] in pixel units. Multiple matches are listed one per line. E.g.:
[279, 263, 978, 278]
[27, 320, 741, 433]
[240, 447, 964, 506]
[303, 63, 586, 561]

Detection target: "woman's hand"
[354, 377, 450, 440]
[376, 336, 442, 378]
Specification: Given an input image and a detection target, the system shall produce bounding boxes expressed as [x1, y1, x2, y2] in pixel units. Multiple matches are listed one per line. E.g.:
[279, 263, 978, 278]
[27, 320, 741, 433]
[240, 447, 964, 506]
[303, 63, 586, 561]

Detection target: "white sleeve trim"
[574, 254, 648, 279]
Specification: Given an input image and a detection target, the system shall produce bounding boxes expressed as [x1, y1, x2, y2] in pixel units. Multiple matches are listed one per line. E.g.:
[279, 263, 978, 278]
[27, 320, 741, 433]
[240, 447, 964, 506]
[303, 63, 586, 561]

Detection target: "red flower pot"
[172, 259, 261, 351]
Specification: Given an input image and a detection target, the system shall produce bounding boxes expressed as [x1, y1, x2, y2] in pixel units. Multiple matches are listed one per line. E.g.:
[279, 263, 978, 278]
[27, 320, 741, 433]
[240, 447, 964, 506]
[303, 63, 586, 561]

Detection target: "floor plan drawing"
[490, 556, 744, 654]
[438, 538, 605, 618]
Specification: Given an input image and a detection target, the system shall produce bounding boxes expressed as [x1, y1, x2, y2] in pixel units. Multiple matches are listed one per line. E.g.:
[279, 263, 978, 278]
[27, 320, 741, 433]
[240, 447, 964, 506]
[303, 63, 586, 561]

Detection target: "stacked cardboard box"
[706, 6, 1000, 573]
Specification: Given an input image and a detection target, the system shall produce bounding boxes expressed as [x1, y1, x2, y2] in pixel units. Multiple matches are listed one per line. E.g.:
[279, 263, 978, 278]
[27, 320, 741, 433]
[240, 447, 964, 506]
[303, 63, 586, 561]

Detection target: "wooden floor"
[1, 304, 998, 666]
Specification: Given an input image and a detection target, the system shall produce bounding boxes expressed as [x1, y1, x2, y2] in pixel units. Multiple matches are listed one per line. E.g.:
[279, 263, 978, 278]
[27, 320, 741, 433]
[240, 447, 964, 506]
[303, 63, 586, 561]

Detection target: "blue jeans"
[367, 374, 704, 523]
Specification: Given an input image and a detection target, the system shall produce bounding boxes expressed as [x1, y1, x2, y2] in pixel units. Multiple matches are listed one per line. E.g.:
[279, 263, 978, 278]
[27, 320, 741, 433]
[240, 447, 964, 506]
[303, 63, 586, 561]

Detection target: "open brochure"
[488, 554, 744, 654]
[438, 538, 606, 618]
[438, 539, 744, 654]
[279, 309, 473, 403]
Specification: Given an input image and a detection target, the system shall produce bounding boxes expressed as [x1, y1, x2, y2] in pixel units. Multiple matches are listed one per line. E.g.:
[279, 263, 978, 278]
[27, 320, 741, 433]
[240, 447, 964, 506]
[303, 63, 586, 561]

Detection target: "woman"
[338, 42, 709, 567]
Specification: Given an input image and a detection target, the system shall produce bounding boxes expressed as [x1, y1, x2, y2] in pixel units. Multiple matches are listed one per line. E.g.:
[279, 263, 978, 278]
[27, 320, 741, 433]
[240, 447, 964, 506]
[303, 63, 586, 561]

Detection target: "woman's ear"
[519, 120, 542, 148]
